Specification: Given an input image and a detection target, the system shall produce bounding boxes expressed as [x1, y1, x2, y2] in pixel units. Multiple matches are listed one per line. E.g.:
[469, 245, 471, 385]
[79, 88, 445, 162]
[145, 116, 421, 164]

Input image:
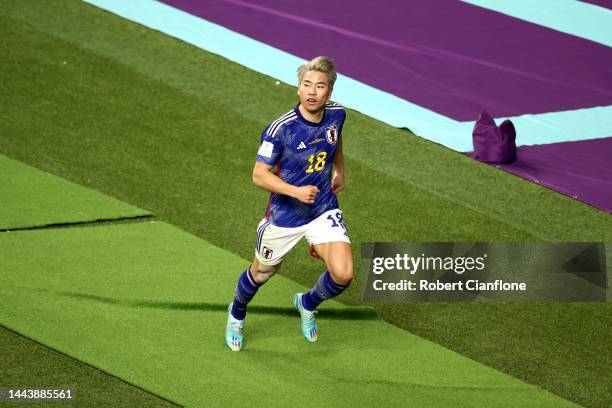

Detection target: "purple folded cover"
[472, 111, 517, 163]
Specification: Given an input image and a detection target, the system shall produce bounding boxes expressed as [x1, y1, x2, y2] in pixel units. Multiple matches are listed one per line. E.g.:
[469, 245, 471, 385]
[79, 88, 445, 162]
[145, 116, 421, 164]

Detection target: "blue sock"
[301, 271, 350, 312]
[230, 266, 262, 320]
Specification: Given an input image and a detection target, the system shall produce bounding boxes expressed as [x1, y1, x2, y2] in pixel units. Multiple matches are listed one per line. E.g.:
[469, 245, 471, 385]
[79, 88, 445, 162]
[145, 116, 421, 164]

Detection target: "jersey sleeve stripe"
[266, 110, 295, 136]
[269, 114, 297, 137]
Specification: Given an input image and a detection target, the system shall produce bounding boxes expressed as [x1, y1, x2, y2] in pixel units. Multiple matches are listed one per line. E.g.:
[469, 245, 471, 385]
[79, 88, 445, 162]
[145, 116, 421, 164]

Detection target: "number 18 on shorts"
[255, 209, 350, 266]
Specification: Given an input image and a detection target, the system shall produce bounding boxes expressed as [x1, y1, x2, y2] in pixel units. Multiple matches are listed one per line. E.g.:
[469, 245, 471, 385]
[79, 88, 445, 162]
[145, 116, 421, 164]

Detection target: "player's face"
[297, 71, 332, 113]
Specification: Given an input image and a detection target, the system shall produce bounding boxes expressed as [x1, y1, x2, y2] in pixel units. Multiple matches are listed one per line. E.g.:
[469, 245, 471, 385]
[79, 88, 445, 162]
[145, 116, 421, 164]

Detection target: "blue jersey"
[256, 102, 346, 227]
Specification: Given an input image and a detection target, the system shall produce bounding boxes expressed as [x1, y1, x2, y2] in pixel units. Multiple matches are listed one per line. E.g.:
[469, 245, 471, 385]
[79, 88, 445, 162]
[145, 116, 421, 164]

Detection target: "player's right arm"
[252, 162, 319, 204]
[255, 125, 319, 204]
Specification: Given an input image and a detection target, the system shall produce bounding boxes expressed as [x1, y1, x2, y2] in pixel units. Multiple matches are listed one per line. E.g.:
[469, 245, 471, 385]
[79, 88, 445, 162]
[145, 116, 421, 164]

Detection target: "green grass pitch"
[0, 0, 610, 407]
[0, 222, 578, 407]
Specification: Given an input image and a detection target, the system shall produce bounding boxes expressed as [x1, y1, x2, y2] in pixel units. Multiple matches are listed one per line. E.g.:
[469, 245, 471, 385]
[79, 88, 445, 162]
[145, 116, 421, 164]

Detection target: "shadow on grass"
[56, 290, 379, 320]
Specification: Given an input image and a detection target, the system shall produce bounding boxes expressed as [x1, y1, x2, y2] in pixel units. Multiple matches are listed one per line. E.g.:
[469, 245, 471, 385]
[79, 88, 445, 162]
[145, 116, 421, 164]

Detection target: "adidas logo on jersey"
[297, 141, 307, 150]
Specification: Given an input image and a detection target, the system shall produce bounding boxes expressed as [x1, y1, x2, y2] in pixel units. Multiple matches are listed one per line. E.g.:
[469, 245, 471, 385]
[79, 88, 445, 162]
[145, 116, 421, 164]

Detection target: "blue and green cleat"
[293, 293, 318, 342]
[225, 303, 244, 352]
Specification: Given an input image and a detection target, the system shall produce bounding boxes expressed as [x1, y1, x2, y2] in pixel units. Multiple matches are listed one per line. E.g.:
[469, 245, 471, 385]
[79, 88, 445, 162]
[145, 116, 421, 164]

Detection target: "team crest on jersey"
[262, 246, 274, 260]
[325, 125, 338, 145]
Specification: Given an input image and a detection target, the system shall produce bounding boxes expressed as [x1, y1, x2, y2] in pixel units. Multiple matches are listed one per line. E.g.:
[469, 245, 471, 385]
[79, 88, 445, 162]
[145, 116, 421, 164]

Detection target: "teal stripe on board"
[83, 0, 612, 151]
[460, 0, 612, 47]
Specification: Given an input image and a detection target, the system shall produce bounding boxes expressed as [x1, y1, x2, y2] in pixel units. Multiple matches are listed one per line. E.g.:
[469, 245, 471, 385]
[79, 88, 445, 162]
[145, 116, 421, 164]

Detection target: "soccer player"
[225, 56, 353, 351]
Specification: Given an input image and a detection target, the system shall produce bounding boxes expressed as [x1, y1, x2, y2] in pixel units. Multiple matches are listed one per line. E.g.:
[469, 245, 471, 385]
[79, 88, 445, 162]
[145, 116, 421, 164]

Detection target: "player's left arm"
[332, 133, 345, 194]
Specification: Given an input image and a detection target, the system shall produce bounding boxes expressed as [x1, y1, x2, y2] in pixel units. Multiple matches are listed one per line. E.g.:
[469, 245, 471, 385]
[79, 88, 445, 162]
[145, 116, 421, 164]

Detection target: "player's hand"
[332, 173, 345, 194]
[294, 185, 320, 204]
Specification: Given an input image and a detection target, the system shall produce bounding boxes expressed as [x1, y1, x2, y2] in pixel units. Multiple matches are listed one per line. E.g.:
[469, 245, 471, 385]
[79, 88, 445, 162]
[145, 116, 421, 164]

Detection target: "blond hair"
[297, 56, 337, 88]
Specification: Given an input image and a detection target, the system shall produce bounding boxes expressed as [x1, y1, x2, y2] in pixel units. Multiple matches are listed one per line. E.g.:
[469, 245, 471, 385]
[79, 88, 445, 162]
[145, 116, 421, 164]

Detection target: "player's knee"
[331, 263, 353, 286]
[251, 261, 280, 284]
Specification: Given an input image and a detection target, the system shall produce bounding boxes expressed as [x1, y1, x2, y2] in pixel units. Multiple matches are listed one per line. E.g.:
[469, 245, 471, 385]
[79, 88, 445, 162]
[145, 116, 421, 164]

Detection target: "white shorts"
[255, 209, 351, 266]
